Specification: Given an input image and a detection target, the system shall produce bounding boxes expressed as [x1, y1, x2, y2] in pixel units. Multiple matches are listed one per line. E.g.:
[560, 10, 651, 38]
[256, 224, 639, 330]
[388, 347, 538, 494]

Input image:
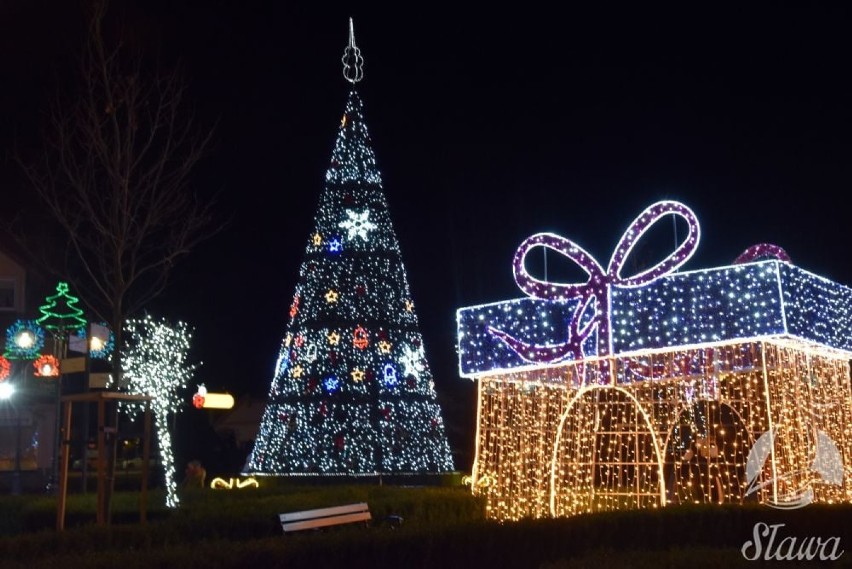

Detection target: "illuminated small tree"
[121, 313, 197, 508]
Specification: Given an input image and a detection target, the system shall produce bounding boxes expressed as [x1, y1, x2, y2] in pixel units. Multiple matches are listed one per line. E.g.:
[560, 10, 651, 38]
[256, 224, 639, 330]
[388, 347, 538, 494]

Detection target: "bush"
[0, 486, 850, 569]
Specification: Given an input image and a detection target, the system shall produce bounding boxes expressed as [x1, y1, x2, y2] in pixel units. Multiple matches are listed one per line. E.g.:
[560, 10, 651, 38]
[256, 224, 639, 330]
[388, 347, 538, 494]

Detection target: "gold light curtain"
[471, 340, 852, 521]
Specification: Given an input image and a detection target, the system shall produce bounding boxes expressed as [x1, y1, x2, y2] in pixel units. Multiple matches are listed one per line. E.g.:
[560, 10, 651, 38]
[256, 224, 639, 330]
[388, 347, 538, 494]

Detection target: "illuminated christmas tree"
[247, 20, 454, 476]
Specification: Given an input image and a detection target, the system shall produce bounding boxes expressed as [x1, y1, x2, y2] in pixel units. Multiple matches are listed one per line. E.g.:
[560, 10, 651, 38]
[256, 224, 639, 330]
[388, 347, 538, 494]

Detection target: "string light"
[458, 200, 852, 521]
[36, 281, 87, 335]
[121, 314, 199, 508]
[210, 476, 259, 490]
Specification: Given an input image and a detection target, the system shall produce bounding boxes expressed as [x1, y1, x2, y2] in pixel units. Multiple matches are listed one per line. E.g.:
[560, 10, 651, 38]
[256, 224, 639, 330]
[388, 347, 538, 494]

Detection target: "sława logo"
[740, 427, 845, 561]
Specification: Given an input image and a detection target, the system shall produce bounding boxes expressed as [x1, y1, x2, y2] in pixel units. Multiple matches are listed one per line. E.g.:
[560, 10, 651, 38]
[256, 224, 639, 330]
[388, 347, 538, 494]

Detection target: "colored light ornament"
[284, 333, 292, 347]
[353, 326, 369, 349]
[274, 345, 287, 377]
[306, 344, 318, 362]
[339, 209, 377, 240]
[36, 281, 87, 336]
[328, 237, 343, 253]
[192, 385, 207, 409]
[382, 363, 398, 386]
[210, 476, 259, 490]
[323, 375, 340, 393]
[734, 243, 791, 264]
[405, 300, 414, 312]
[0, 356, 9, 381]
[378, 340, 392, 354]
[325, 290, 339, 303]
[290, 296, 300, 318]
[33, 354, 60, 377]
[399, 345, 425, 379]
[5, 320, 46, 360]
[351, 368, 365, 382]
[312, 233, 323, 247]
[291, 365, 304, 378]
[294, 335, 305, 348]
[327, 331, 340, 345]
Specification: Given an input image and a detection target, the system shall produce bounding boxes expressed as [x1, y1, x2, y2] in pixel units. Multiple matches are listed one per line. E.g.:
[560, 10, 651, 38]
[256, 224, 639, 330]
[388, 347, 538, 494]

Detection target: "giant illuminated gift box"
[456, 201, 852, 522]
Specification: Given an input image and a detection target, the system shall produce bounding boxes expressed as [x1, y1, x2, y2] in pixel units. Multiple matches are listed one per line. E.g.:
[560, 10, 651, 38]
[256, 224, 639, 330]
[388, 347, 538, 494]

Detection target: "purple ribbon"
[734, 243, 791, 265]
[488, 201, 700, 364]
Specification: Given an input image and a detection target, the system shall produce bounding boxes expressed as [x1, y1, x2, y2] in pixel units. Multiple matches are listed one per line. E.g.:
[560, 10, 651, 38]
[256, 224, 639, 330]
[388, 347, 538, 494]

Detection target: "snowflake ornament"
[399, 345, 425, 380]
[339, 209, 376, 240]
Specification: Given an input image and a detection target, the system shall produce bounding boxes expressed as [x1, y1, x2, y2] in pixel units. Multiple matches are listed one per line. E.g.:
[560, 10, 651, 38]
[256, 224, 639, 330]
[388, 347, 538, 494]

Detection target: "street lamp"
[0, 378, 20, 495]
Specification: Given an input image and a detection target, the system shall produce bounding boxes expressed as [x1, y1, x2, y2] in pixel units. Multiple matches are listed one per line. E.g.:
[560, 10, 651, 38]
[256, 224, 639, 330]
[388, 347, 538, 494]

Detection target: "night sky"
[1, 2, 851, 470]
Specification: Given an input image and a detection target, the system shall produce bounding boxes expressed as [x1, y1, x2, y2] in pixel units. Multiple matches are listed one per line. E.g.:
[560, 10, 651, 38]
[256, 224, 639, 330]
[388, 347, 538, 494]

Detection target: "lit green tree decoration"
[121, 313, 198, 508]
[36, 282, 88, 338]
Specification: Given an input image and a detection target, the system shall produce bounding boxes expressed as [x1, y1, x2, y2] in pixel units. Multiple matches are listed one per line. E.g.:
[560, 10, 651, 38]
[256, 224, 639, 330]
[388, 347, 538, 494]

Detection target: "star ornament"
[378, 340, 392, 354]
[339, 209, 377, 240]
[312, 233, 322, 246]
[325, 289, 339, 303]
[351, 368, 365, 382]
[327, 331, 341, 345]
[291, 365, 304, 378]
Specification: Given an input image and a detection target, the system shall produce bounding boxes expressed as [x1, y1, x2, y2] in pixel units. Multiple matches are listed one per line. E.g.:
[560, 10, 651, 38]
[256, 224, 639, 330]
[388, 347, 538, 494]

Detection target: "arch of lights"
[457, 200, 852, 521]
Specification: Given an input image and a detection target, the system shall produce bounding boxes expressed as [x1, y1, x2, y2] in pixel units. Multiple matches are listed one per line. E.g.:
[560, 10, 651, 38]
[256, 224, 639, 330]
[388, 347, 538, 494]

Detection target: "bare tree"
[16, 0, 224, 386]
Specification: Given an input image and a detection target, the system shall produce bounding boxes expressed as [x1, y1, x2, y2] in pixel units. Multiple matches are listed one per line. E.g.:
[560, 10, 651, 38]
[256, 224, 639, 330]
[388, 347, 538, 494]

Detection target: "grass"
[0, 482, 850, 568]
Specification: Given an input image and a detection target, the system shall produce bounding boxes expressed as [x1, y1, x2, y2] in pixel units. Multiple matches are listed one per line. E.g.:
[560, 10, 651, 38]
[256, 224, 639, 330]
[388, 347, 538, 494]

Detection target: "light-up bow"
[488, 200, 700, 363]
[733, 243, 790, 264]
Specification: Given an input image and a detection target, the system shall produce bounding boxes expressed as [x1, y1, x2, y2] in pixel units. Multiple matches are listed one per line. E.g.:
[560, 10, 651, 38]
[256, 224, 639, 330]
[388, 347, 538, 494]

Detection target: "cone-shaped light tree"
[247, 20, 454, 476]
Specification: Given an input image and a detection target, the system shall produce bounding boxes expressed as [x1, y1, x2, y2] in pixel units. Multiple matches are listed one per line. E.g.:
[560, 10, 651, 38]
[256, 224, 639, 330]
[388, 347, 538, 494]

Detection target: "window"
[0, 280, 16, 312]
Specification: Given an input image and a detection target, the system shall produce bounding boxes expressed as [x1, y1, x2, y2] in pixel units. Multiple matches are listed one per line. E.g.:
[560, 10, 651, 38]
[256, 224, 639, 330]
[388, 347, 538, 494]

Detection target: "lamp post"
[0, 381, 18, 495]
[35, 282, 87, 495]
[2, 282, 115, 495]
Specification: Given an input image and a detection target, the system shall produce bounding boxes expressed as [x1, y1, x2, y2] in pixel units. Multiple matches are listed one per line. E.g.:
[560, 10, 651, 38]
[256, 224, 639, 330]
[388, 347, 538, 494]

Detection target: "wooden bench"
[279, 502, 372, 533]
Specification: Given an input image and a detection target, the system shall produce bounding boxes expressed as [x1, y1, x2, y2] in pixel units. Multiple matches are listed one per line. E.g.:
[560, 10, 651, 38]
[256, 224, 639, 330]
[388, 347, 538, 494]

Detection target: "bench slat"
[279, 502, 372, 533]
[279, 502, 369, 523]
[281, 511, 372, 532]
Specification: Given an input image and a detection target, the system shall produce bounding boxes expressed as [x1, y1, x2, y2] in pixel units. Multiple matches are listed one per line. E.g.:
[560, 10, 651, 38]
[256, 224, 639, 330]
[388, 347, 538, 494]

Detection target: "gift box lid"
[456, 201, 852, 379]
